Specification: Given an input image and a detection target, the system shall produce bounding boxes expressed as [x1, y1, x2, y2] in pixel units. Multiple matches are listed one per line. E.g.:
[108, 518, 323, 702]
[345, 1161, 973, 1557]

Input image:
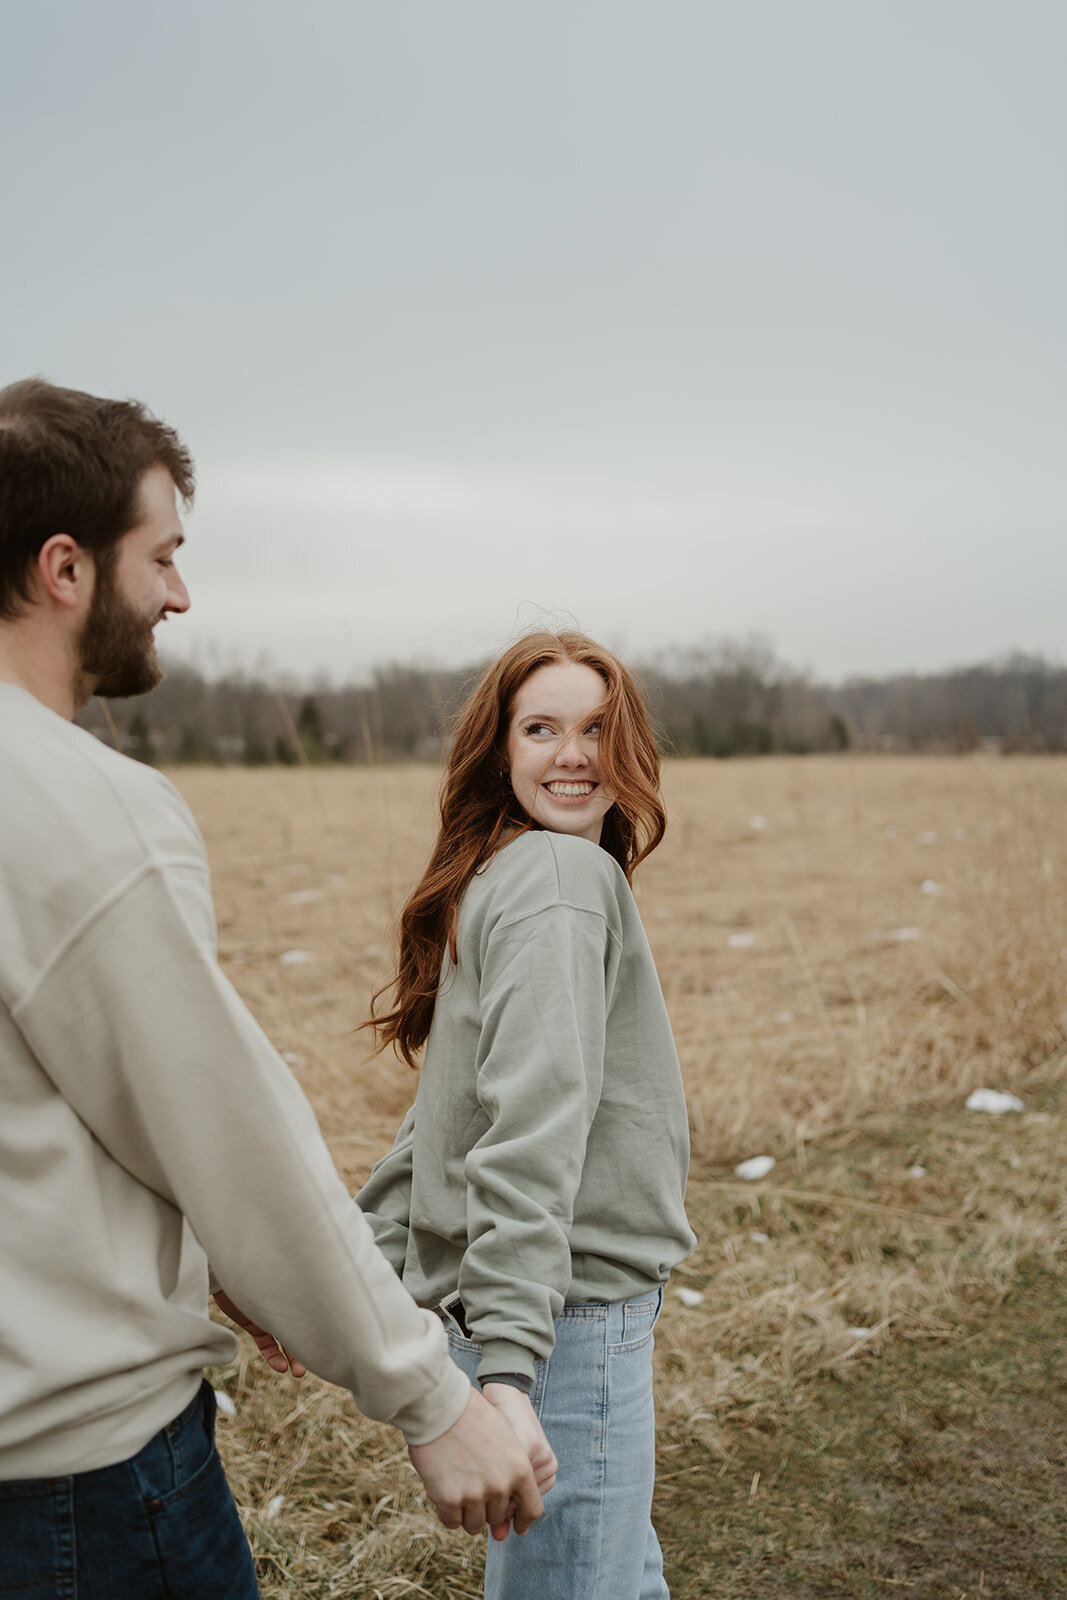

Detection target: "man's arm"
[13, 859, 507, 1455]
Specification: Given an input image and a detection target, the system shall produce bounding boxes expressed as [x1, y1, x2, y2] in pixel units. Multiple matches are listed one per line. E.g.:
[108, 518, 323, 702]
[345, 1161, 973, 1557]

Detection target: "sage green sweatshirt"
[357, 830, 695, 1385]
[0, 685, 470, 1478]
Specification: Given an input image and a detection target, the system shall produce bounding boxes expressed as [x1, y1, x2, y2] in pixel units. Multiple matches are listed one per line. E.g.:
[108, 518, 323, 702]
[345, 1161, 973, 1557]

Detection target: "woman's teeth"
[546, 781, 595, 797]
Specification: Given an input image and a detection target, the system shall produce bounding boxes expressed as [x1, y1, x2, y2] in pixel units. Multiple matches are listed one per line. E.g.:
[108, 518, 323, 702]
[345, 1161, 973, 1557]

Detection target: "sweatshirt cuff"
[389, 1330, 474, 1446]
[476, 1338, 538, 1386]
[479, 1372, 534, 1396]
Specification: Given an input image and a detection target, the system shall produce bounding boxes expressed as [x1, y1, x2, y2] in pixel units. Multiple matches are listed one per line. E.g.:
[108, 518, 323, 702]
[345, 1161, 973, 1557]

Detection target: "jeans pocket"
[445, 1326, 481, 1356]
[142, 1447, 259, 1599]
[612, 1288, 663, 1353]
[132, 1381, 215, 1505]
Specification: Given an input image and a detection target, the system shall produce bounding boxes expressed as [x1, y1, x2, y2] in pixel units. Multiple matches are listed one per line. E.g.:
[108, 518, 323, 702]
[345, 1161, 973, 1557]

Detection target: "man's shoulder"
[0, 687, 202, 865]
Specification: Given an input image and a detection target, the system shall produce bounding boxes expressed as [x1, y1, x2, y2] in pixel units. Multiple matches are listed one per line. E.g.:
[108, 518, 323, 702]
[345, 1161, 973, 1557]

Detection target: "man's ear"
[35, 535, 93, 610]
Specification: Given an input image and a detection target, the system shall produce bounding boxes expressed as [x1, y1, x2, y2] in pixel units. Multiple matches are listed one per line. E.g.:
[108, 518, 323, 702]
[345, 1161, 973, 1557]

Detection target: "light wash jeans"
[447, 1288, 669, 1600]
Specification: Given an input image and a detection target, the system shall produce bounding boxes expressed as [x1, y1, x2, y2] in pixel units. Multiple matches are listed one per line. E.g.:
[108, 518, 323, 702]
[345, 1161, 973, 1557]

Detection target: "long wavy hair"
[368, 631, 666, 1066]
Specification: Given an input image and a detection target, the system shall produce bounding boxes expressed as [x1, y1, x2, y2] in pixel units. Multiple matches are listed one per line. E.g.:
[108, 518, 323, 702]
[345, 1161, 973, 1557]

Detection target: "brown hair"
[368, 630, 666, 1066]
[0, 377, 195, 619]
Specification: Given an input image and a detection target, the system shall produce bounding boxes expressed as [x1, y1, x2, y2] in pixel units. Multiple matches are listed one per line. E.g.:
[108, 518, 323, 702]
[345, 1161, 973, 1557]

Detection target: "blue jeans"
[448, 1289, 669, 1600]
[0, 1380, 260, 1600]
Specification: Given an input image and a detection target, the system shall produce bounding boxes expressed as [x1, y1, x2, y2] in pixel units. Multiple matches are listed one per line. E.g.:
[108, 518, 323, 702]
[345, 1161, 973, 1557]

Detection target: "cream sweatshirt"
[0, 685, 469, 1478]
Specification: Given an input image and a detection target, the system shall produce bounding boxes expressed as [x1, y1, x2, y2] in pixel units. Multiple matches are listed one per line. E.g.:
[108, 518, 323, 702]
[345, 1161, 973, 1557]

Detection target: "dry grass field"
[169, 755, 1067, 1599]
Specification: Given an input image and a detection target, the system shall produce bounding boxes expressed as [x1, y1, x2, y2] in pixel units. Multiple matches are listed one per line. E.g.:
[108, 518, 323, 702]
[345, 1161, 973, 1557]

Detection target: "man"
[0, 378, 554, 1598]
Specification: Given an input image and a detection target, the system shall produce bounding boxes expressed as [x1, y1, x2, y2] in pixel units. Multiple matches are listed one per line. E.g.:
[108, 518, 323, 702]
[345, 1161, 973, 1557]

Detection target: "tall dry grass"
[183, 754, 1066, 1174]
[168, 755, 1067, 1597]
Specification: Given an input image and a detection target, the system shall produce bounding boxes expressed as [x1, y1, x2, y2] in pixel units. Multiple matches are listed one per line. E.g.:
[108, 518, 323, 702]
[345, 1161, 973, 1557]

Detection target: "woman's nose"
[555, 733, 588, 767]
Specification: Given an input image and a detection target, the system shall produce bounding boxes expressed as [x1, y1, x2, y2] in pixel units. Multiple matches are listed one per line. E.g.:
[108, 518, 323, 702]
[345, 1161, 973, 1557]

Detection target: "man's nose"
[166, 567, 191, 614]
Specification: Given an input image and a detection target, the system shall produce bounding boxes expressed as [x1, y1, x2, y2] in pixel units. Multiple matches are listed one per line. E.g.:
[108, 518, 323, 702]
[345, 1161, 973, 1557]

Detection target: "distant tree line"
[75, 644, 1067, 765]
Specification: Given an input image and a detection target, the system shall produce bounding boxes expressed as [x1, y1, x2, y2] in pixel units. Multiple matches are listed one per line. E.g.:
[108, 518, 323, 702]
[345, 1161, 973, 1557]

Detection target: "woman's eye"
[525, 721, 552, 736]
[585, 722, 601, 737]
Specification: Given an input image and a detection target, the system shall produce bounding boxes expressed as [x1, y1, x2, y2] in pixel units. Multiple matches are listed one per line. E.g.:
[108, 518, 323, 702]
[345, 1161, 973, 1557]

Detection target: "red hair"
[368, 631, 666, 1066]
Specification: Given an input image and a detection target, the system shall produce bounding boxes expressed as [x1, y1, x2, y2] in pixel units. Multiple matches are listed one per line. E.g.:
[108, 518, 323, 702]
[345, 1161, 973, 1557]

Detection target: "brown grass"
[169, 755, 1067, 1597]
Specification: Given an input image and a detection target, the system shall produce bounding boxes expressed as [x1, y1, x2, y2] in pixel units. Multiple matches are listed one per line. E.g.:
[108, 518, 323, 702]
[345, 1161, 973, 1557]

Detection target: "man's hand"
[481, 1382, 557, 1541]
[212, 1290, 308, 1378]
[408, 1386, 545, 1537]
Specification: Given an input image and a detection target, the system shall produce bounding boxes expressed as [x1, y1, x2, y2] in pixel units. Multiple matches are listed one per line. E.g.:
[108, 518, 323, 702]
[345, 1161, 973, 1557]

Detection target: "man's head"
[0, 378, 195, 704]
[76, 464, 190, 699]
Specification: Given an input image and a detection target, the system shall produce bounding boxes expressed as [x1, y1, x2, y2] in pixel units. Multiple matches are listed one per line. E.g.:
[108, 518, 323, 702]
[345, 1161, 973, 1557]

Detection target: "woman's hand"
[212, 1290, 308, 1377]
[480, 1382, 558, 1539]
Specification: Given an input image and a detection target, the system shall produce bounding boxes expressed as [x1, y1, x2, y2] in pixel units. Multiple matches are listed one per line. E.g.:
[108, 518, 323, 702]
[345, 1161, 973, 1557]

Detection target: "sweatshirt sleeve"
[461, 898, 617, 1384]
[354, 1104, 416, 1278]
[11, 857, 470, 1447]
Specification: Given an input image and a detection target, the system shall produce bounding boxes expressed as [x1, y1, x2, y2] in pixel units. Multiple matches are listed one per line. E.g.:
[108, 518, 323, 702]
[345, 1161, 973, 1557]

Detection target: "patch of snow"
[281, 1051, 306, 1068]
[266, 1495, 285, 1521]
[749, 1231, 770, 1244]
[675, 1287, 705, 1308]
[774, 1009, 794, 1024]
[887, 926, 922, 941]
[735, 1155, 775, 1181]
[727, 932, 756, 948]
[965, 1088, 1024, 1114]
[279, 949, 316, 966]
[213, 1389, 237, 1417]
[920, 879, 945, 896]
[283, 888, 321, 904]
[846, 1327, 872, 1340]
[750, 815, 769, 830]
[906, 1165, 927, 1179]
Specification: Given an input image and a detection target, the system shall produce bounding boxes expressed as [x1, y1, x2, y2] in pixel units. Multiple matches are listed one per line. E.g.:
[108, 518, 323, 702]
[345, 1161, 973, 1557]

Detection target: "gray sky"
[2, 1, 1063, 684]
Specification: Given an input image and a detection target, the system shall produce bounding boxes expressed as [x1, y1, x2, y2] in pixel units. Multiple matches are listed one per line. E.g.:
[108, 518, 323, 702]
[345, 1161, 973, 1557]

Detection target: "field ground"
[657, 1086, 1066, 1599]
[168, 756, 1067, 1598]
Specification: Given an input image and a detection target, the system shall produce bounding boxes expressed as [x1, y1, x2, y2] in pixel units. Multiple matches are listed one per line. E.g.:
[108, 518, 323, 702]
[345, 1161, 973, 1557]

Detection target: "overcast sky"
[2, 1, 1063, 684]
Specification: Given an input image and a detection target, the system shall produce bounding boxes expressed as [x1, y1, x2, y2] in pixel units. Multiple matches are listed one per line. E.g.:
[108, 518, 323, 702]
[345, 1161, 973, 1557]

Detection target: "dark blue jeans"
[0, 1380, 260, 1599]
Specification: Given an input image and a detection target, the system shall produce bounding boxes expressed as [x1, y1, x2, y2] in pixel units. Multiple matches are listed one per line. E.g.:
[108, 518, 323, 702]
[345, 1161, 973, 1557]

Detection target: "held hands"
[480, 1382, 558, 1541]
[211, 1294, 556, 1541]
[408, 1386, 549, 1538]
[212, 1290, 308, 1378]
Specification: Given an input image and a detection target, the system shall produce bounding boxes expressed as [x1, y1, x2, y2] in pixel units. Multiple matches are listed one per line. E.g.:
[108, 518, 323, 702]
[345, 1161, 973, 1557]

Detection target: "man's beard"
[77, 553, 164, 700]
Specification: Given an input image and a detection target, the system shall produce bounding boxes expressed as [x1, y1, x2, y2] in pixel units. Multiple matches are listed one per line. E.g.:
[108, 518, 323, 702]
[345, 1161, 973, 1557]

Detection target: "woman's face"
[505, 660, 616, 845]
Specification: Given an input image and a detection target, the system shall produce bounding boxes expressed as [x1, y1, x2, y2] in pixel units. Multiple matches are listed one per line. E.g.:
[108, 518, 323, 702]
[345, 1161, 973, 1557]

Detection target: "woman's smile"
[544, 779, 598, 801]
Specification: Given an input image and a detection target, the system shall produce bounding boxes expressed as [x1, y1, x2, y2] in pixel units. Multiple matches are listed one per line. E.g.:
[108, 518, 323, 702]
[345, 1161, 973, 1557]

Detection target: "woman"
[359, 631, 695, 1600]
